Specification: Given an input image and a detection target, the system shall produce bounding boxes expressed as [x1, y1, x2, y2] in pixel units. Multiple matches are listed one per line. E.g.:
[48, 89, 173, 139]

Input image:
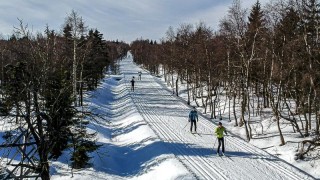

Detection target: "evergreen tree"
[301, 0, 320, 46]
[0, 13, 129, 178]
[245, 0, 267, 56]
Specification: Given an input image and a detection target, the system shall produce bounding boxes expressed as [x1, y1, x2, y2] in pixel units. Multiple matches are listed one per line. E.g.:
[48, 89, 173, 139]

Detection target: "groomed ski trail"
[119, 55, 315, 180]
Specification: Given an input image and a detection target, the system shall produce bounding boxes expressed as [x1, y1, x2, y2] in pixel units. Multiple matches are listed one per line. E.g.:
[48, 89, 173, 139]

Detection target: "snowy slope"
[52, 53, 315, 180]
[119, 54, 315, 180]
[51, 65, 191, 179]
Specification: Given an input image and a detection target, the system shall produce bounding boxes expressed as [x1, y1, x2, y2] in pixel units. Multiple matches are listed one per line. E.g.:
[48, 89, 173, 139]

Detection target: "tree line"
[130, 0, 320, 157]
[0, 10, 129, 179]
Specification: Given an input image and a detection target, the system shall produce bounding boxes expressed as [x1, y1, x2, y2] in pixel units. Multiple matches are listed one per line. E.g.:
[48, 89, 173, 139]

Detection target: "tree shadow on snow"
[86, 140, 277, 178]
[91, 141, 214, 176]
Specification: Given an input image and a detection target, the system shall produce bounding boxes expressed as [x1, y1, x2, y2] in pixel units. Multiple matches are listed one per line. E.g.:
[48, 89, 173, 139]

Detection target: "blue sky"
[0, 0, 268, 43]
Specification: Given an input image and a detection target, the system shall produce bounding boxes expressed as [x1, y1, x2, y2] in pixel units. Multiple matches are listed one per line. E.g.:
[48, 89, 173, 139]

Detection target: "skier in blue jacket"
[189, 107, 198, 133]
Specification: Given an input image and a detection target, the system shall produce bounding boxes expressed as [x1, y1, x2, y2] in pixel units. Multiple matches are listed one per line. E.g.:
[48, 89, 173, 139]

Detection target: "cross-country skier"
[189, 107, 198, 133]
[215, 122, 228, 156]
[138, 71, 142, 80]
[131, 76, 135, 91]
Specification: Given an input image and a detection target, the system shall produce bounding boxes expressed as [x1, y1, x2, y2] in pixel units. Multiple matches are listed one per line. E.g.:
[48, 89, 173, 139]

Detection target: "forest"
[0, 10, 129, 179]
[131, 0, 320, 162]
[1, 0, 320, 179]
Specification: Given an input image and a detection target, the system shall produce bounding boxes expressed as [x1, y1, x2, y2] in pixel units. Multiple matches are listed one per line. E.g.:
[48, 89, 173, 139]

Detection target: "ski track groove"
[130, 81, 227, 179]
[148, 88, 282, 180]
[194, 95, 314, 180]
[194, 119, 291, 179]
[132, 82, 273, 180]
[132, 88, 227, 180]
[122, 77, 201, 179]
[226, 135, 306, 180]
[191, 100, 310, 180]
[119, 58, 315, 180]
[147, 89, 233, 179]
[147, 87, 278, 178]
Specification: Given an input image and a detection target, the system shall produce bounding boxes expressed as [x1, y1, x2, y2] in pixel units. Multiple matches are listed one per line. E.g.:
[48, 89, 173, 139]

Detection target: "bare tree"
[64, 10, 87, 106]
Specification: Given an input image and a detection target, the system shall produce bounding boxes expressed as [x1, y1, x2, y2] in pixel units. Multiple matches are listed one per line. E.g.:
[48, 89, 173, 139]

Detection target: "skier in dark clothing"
[215, 122, 228, 156]
[189, 107, 198, 133]
[131, 76, 135, 91]
[138, 71, 142, 80]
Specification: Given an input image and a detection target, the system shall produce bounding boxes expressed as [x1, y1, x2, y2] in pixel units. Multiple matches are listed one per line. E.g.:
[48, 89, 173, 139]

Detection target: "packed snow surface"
[51, 53, 315, 180]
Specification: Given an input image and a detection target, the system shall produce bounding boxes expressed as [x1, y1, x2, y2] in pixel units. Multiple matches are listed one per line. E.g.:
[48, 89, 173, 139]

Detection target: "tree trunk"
[187, 74, 190, 105]
[228, 96, 231, 122]
[314, 90, 319, 135]
[303, 103, 309, 136]
[171, 74, 174, 94]
[241, 93, 250, 141]
[33, 90, 50, 179]
[276, 111, 285, 146]
[73, 39, 77, 106]
[233, 93, 238, 126]
[164, 66, 167, 82]
[175, 75, 179, 96]
[212, 89, 218, 119]
[248, 92, 252, 138]
[317, 108, 320, 135]
[308, 90, 312, 130]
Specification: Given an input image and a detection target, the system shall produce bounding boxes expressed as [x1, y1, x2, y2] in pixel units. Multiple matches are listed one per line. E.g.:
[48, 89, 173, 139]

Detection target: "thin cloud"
[0, 0, 269, 42]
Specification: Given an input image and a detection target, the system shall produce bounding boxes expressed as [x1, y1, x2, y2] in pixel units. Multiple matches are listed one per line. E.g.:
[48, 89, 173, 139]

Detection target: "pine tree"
[44, 70, 75, 159]
[83, 29, 108, 90]
[246, 0, 266, 57]
[302, 0, 320, 46]
[0, 14, 129, 178]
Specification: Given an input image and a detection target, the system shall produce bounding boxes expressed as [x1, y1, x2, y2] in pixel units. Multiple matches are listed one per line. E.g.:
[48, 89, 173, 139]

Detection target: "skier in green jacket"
[215, 122, 228, 156]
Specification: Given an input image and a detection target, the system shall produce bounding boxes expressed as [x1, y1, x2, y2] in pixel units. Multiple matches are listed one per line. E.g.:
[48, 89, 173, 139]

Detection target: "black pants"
[131, 85, 134, 91]
[190, 120, 197, 132]
[217, 137, 225, 153]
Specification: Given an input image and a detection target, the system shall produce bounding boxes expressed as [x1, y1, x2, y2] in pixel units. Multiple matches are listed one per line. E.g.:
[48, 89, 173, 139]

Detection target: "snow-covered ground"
[51, 63, 191, 179]
[156, 68, 320, 177]
[51, 53, 316, 179]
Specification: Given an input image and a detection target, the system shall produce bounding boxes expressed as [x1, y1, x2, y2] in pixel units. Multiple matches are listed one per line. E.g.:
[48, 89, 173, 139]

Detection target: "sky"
[0, 0, 269, 43]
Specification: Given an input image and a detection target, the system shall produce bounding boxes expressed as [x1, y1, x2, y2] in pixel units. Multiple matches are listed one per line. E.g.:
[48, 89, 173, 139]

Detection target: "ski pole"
[182, 121, 189, 130]
[224, 136, 226, 153]
[213, 137, 217, 152]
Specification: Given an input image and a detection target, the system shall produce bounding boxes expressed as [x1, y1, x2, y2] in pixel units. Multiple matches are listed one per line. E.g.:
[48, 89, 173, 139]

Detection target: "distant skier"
[131, 76, 135, 91]
[138, 71, 142, 80]
[188, 107, 198, 133]
[215, 122, 228, 156]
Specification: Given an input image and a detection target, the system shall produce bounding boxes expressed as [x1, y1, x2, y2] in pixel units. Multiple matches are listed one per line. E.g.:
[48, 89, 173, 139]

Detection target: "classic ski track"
[182, 94, 312, 180]
[147, 85, 230, 178]
[225, 135, 308, 180]
[132, 90, 227, 180]
[119, 58, 315, 180]
[137, 86, 283, 180]
[149, 87, 272, 178]
[131, 83, 277, 180]
[151, 74, 314, 180]
[122, 79, 200, 179]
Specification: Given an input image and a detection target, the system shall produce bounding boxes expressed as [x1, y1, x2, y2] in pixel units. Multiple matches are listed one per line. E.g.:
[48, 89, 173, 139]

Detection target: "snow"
[49, 52, 316, 179]
[157, 66, 320, 178]
[51, 65, 191, 179]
